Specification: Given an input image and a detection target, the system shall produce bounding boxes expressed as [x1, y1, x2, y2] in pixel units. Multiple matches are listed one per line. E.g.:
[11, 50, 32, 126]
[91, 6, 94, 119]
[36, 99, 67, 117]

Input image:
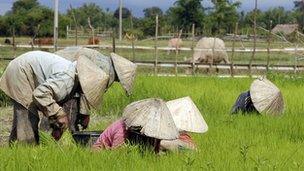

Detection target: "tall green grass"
[1, 75, 304, 170]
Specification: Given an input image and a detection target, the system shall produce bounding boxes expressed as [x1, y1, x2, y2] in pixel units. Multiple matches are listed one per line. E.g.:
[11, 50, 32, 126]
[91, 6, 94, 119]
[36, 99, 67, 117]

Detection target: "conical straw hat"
[123, 98, 179, 140]
[56, 47, 110, 68]
[77, 56, 109, 109]
[110, 53, 137, 95]
[250, 78, 284, 115]
[56, 47, 121, 91]
[166, 96, 208, 133]
[55, 46, 83, 61]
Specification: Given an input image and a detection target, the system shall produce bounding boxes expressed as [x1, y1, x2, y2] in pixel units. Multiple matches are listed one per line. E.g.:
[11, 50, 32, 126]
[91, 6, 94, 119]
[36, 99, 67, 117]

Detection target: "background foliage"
[0, 0, 302, 38]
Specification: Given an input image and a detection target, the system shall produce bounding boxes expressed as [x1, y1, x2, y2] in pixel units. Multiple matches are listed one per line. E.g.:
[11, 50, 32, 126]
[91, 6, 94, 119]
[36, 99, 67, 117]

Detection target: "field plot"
[0, 75, 304, 170]
[0, 37, 303, 76]
[0, 37, 302, 66]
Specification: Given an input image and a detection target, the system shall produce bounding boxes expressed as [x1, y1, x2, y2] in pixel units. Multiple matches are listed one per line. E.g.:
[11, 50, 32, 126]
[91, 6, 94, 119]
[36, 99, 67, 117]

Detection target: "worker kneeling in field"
[0, 51, 109, 144]
[231, 77, 284, 116]
[92, 97, 208, 153]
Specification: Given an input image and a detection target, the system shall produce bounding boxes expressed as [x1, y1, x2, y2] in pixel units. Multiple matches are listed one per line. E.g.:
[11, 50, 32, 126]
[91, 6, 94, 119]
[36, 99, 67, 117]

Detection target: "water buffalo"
[88, 37, 100, 45]
[190, 37, 229, 64]
[30, 38, 53, 46]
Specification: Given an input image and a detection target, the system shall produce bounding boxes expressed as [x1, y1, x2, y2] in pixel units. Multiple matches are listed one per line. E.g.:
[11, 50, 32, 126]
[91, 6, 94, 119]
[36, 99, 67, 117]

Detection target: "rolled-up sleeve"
[33, 72, 75, 117]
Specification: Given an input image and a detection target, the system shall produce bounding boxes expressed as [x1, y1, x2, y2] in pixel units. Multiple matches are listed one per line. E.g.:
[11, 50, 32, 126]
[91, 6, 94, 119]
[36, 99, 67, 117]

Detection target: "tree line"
[0, 0, 303, 39]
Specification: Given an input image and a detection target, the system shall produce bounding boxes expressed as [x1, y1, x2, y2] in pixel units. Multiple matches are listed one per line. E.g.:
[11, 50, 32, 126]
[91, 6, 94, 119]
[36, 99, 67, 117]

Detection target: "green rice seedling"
[0, 75, 304, 170]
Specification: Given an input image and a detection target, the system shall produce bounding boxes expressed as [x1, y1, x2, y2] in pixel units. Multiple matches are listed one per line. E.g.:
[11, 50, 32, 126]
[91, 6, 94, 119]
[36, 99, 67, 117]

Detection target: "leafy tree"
[240, 7, 295, 33]
[0, 16, 7, 36]
[243, 9, 266, 28]
[12, 0, 39, 13]
[103, 11, 118, 29]
[134, 7, 165, 37]
[0, 0, 71, 37]
[67, 3, 106, 28]
[263, 7, 295, 28]
[114, 7, 132, 19]
[143, 7, 163, 18]
[167, 0, 205, 31]
[209, 0, 241, 34]
[3, 0, 54, 37]
[294, 0, 304, 30]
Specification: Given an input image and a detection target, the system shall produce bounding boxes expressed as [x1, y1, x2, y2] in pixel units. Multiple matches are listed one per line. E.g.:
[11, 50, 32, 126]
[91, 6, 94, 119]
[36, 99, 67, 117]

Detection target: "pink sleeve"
[92, 119, 127, 150]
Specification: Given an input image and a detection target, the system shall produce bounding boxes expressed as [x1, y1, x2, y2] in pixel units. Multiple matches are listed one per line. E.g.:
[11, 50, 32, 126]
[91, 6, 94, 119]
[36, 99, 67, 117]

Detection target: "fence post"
[131, 37, 135, 62]
[88, 17, 95, 45]
[54, 0, 59, 51]
[266, 20, 272, 72]
[191, 24, 196, 75]
[175, 29, 182, 76]
[12, 27, 16, 56]
[75, 26, 78, 46]
[130, 14, 135, 61]
[154, 15, 159, 75]
[210, 37, 216, 74]
[81, 26, 86, 37]
[231, 22, 238, 77]
[294, 29, 299, 74]
[112, 28, 116, 53]
[70, 5, 78, 46]
[66, 25, 69, 39]
[249, 0, 258, 76]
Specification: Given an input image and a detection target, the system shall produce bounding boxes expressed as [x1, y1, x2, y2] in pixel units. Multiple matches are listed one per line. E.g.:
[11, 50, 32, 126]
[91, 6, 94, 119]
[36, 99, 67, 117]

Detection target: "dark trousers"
[9, 101, 40, 144]
[9, 99, 78, 144]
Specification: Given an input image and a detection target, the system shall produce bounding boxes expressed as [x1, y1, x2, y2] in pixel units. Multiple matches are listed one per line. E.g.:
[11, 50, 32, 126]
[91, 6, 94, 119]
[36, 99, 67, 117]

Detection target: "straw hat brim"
[56, 47, 116, 87]
[55, 46, 83, 61]
[250, 78, 284, 115]
[110, 53, 137, 95]
[77, 55, 109, 109]
[123, 98, 179, 140]
[166, 96, 208, 133]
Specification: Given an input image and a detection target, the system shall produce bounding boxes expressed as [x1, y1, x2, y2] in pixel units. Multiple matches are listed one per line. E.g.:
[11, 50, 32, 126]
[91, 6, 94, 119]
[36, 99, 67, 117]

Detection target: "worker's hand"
[57, 115, 69, 130]
[75, 114, 90, 131]
[49, 110, 69, 141]
[51, 128, 64, 141]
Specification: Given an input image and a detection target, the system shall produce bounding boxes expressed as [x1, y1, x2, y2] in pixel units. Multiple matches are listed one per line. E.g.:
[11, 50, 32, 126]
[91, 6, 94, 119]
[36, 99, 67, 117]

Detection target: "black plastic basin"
[72, 131, 102, 146]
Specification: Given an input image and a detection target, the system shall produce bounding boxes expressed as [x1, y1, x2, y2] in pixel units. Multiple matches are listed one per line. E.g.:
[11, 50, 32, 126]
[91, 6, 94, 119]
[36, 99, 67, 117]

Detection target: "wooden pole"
[66, 25, 69, 39]
[249, 0, 257, 76]
[175, 29, 182, 76]
[31, 24, 40, 51]
[266, 20, 272, 72]
[54, 0, 59, 51]
[154, 15, 159, 75]
[88, 17, 95, 45]
[75, 25, 78, 46]
[131, 38, 135, 61]
[130, 14, 135, 61]
[112, 28, 116, 53]
[191, 24, 196, 75]
[294, 29, 299, 74]
[230, 22, 238, 77]
[210, 37, 216, 74]
[70, 5, 78, 46]
[12, 27, 16, 55]
[119, 0, 123, 41]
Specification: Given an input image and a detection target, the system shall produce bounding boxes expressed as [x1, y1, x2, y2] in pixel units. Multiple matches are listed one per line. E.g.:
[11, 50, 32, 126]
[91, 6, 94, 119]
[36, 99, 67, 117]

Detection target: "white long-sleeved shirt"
[0, 51, 88, 116]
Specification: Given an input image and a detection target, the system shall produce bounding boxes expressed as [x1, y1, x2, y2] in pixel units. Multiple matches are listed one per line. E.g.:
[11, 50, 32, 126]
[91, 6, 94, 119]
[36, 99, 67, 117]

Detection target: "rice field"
[0, 74, 304, 170]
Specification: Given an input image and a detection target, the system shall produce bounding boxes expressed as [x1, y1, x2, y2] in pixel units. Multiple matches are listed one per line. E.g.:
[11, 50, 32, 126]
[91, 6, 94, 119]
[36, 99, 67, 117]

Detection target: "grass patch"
[0, 75, 304, 170]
